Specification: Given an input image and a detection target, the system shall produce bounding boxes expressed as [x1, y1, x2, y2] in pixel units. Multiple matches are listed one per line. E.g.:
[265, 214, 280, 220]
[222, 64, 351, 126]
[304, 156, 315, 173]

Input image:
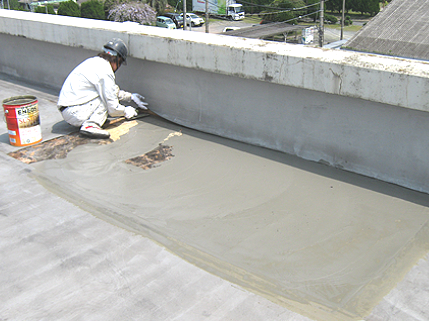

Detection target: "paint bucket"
[3, 95, 42, 147]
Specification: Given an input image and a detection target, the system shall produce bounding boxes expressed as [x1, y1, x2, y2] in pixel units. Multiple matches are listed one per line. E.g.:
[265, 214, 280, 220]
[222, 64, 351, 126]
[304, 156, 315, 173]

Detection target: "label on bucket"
[8, 130, 16, 136]
[14, 102, 40, 128]
[18, 126, 42, 145]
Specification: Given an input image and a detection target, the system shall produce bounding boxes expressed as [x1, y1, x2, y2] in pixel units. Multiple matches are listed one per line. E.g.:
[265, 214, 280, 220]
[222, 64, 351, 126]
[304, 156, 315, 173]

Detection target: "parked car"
[180, 13, 205, 27]
[222, 26, 241, 33]
[156, 16, 177, 29]
[163, 12, 184, 29]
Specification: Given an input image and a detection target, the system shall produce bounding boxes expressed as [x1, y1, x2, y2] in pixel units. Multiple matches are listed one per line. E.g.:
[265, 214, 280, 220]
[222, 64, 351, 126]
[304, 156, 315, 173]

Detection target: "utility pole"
[205, 0, 209, 33]
[183, 0, 187, 30]
[340, 0, 345, 40]
[318, 0, 324, 47]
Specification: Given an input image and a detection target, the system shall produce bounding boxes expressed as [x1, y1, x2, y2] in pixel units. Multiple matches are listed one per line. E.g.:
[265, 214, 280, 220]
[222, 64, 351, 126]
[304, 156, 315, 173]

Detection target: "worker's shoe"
[80, 125, 110, 139]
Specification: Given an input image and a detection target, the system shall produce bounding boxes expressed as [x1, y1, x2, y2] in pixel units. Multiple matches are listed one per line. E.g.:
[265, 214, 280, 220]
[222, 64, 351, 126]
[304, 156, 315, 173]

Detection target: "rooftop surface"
[1, 72, 429, 321]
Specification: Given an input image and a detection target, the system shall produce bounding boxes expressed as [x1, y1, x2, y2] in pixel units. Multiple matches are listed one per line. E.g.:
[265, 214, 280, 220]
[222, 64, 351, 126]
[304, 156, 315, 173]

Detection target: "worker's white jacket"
[57, 56, 131, 117]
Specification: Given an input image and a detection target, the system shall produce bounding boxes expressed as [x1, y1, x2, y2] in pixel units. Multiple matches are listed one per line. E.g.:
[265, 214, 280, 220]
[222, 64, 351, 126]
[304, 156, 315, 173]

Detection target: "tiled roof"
[345, 0, 429, 61]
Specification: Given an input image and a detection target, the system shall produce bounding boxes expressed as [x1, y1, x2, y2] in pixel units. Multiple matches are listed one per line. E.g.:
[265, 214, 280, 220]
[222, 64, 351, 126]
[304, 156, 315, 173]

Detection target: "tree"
[242, 0, 268, 15]
[343, 14, 352, 25]
[58, 0, 81, 17]
[105, 0, 167, 18]
[367, 0, 380, 15]
[104, 0, 128, 19]
[108, 2, 156, 25]
[8, 0, 22, 10]
[263, 10, 296, 23]
[35, 5, 56, 14]
[325, 0, 342, 13]
[351, 0, 379, 15]
[260, 0, 305, 24]
[305, 0, 319, 22]
[325, 0, 352, 13]
[149, 0, 167, 15]
[351, 0, 364, 14]
[81, 0, 105, 19]
[325, 13, 338, 24]
[325, 0, 380, 15]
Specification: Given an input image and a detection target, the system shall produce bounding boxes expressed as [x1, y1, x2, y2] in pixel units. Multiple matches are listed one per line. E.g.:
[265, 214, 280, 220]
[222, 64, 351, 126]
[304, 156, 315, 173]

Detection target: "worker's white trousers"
[61, 97, 108, 129]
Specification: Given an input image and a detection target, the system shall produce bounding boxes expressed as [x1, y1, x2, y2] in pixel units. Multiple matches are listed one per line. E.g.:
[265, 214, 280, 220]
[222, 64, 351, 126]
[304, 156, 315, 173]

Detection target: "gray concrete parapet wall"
[1, 9, 429, 194]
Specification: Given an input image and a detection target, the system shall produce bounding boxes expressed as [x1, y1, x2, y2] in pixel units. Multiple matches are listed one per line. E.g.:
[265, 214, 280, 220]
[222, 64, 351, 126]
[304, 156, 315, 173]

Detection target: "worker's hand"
[131, 93, 148, 110]
[124, 106, 138, 119]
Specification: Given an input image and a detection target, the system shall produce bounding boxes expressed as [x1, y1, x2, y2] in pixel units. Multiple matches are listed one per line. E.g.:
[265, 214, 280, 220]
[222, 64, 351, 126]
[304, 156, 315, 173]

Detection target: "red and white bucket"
[3, 95, 42, 147]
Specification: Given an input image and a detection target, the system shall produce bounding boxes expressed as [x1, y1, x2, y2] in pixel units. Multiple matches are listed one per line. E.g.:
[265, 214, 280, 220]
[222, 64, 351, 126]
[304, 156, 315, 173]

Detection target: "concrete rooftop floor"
[1, 72, 429, 321]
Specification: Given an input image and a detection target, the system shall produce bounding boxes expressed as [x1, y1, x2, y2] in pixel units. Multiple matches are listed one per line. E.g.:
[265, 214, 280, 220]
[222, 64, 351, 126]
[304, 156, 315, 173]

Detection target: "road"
[187, 18, 255, 34]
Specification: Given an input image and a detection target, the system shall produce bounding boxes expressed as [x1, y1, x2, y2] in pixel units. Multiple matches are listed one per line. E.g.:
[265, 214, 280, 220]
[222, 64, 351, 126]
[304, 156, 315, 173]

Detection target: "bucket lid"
[3, 95, 38, 106]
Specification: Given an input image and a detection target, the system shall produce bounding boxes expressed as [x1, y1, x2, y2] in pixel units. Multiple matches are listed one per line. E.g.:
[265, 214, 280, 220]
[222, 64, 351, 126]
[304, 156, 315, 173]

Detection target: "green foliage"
[148, 0, 167, 15]
[260, 0, 304, 24]
[305, 0, 319, 22]
[242, 0, 265, 14]
[325, 0, 350, 13]
[352, 0, 365, 14]
[274, 0, 305, 10]
[81, 0, 105, 19]
[326, 0, 380, 15]
[168, 0, 191, 12]
[324, 14, 337, 24]
[343, 14, 352, 26]
[366, 0, 380, 15]
[35, 5, 56, 14]
[58, 0, 81, 17]
[166, 0, 176, 9]
[264, 10, 296, 23]
[8, 0, 22, 10]
[164, 0, 190, 12]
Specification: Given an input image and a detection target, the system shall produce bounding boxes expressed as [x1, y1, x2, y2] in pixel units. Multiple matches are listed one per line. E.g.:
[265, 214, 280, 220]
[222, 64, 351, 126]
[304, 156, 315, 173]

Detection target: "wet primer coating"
[32, 118, 429, 321]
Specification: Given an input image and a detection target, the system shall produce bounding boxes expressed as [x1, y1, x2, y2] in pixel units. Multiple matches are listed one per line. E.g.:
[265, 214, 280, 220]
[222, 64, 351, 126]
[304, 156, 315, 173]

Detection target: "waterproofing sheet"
[30, 116, 429, 321]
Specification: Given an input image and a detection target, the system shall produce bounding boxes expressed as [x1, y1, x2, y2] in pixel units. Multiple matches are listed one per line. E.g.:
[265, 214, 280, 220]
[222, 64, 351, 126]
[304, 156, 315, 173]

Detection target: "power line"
[240, 9, 321, 31]
[239, 0, 320, 11]
[246, 7, 320, 17]
[201, 0, 321, 19]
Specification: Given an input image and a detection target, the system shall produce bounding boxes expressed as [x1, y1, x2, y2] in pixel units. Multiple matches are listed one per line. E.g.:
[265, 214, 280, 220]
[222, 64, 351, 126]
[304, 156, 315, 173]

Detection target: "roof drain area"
[7, 117, 146, 164]
[125, 130, 182, 170]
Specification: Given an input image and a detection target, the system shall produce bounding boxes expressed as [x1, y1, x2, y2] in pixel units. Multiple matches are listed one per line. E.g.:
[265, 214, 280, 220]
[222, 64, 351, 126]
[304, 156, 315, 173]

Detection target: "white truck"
[193, 0, 245, 21]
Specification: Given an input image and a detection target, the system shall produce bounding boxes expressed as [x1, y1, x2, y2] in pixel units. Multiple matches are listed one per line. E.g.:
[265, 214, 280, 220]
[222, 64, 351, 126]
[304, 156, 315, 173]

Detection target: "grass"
[331, 11, 374, 20]
[325, 24, 363, 32]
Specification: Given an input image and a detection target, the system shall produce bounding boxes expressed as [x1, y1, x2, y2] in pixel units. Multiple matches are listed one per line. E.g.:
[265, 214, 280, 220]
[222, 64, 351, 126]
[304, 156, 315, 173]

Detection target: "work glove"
[124, 106, 138, 119]
[131, 93, 148, 110]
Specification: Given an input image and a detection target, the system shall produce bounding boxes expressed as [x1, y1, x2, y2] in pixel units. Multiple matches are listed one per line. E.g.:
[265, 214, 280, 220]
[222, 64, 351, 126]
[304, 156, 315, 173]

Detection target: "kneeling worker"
[57, 38, 147, 139]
